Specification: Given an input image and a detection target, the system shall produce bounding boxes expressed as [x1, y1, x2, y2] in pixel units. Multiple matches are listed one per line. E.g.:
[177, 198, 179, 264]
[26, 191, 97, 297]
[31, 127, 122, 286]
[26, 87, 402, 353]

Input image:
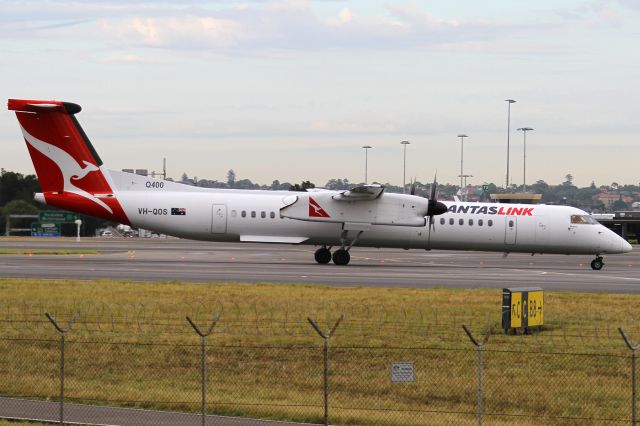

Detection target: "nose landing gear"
[590, 256, 604, 270]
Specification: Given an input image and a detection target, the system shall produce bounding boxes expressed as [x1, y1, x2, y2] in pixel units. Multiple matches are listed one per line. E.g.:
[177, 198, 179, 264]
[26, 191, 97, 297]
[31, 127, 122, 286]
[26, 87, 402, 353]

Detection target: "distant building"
[592, 192, 634, 207]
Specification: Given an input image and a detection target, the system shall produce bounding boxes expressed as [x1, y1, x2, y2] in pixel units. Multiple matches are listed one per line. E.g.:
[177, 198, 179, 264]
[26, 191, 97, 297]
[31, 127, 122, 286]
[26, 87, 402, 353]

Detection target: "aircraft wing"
[333, 184, 385, 201]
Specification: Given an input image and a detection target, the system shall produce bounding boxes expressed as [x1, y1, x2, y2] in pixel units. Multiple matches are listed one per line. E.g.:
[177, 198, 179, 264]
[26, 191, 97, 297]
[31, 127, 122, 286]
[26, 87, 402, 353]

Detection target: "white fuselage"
[110, 171, 630, 256]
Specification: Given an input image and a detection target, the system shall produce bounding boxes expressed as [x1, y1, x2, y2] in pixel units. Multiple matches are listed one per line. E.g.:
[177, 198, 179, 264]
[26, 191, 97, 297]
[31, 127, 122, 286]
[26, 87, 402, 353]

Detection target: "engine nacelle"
[281, 192, 429, 227]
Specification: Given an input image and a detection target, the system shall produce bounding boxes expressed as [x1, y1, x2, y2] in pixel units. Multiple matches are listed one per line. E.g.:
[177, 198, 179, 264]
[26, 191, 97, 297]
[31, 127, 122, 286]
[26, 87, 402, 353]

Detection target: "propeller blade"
[426, 173, 448, 218]
[410, 178, 416, 196]
[430, 173, 437, 201]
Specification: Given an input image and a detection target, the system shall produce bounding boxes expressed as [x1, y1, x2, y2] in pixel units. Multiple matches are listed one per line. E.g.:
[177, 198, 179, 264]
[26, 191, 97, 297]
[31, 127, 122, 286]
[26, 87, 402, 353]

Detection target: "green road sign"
[38, 211, 78, 223]
[31, 222, 61, 237]
[482, 185, 489, 191]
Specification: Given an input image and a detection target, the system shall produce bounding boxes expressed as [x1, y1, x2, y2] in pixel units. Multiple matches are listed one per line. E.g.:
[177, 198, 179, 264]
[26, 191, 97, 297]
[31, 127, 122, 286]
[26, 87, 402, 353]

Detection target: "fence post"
[462, 324, 493, 426]
[187, 314, 220, 426]
[45, 312, 78, 426]
[619, 328, 640, 426]
[308, 315, 343, 426]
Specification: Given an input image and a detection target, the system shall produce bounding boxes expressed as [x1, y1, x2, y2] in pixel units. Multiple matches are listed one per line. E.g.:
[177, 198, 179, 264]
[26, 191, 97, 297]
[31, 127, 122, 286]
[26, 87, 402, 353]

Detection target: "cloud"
[617, 0, 640, 11]
[0, 0, 574, 56]
[549, 1, 625, 28]
[102, 16, 246, 49]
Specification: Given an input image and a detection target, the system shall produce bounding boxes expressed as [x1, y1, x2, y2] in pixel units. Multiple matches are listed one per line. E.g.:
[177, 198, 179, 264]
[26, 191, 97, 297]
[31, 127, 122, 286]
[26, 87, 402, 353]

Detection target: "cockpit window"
[571, 215, 598, 225]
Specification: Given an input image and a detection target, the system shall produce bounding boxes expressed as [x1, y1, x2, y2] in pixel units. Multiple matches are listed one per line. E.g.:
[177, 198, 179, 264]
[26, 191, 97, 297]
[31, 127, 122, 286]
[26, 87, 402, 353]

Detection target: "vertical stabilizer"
[8, 99, 130, 223]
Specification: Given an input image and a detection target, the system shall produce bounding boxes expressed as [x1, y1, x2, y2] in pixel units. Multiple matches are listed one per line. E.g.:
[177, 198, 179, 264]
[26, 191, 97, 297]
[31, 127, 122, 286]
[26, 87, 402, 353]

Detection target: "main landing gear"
[590, 256, 604, 271]
[314, 246, 351, 265]
[314, 247, 332, 264]
[314, 230, 363, 266]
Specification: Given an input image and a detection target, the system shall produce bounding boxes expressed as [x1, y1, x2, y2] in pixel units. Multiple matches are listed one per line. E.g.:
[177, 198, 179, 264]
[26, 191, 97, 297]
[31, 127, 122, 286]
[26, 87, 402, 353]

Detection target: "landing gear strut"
[314, 247, 332, 264]
[590, 256, 604, 271]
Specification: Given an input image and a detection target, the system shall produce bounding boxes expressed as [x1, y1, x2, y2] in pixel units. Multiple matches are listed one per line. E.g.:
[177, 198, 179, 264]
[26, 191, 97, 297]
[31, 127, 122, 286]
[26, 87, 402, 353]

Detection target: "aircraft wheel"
[332, 249, 350, 266]
[590, 257, 604, 271]
[314, 247, 332, 264]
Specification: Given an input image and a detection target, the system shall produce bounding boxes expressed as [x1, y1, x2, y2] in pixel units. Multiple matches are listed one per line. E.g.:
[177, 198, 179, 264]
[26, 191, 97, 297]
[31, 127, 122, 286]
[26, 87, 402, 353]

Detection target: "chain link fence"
[0, 302, 638, 425]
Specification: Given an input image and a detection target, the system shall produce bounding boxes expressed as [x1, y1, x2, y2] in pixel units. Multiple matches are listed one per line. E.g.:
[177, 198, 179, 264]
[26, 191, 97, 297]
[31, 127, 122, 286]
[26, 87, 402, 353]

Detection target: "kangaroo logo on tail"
[21, 127, 113, 214]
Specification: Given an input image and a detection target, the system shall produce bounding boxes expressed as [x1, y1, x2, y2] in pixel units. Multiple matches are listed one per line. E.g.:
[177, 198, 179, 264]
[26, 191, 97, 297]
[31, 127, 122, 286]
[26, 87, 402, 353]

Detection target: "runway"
[0, 238, 638, 293]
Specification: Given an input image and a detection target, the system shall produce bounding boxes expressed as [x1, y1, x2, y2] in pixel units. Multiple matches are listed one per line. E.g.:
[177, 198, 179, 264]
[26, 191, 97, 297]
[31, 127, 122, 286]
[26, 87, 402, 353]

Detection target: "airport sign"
[31, 222, 61, 237]
[39, 211, 78, 223]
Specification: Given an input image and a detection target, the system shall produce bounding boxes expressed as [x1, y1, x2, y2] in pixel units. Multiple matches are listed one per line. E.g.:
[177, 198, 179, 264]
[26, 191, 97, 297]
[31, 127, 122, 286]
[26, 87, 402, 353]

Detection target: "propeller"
[425, 174, 448, 243]
[409, 178, 417, 196]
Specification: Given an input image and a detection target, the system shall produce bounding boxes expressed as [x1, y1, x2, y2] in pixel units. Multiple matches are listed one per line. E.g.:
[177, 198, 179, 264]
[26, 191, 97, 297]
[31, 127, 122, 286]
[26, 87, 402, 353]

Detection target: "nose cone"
[609, 233, 632, 254]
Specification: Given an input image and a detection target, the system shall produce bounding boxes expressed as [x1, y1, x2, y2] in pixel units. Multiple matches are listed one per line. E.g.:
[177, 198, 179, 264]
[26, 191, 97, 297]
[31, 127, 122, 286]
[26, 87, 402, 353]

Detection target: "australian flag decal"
[171, 208, 186, 216]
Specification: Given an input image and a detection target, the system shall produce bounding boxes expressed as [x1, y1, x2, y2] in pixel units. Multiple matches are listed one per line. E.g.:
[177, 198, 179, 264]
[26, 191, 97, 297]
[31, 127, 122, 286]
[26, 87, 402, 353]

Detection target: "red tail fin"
[8, 99, 129, 224]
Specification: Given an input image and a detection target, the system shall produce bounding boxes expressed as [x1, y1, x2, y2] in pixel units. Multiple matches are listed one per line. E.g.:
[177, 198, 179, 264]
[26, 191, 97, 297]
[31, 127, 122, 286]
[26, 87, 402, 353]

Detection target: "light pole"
[362, 145, 372, 184]
[505, 99, 516, 189]
[457, 134, 468, 191]
[517, 127, 533, 192]
[401, 140, 410, 193]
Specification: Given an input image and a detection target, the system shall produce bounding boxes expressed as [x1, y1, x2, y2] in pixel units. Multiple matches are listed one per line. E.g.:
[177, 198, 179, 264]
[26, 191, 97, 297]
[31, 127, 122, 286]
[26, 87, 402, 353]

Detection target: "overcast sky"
[1, 0, 639, 187]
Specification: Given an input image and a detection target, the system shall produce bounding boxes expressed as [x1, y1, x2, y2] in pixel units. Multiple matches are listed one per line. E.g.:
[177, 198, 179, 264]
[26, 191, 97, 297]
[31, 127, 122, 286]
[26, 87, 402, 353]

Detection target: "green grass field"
[1, 278, 638, 425]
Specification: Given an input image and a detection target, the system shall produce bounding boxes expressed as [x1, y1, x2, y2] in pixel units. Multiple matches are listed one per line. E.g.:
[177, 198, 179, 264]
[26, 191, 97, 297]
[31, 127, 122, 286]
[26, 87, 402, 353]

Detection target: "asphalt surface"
[0, 396, 317, 425]
[0, 237, 638, 292]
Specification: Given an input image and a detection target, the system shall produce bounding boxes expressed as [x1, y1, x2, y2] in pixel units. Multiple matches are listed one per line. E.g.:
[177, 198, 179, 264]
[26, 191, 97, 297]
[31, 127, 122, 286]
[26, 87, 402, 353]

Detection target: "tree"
[235, 178, 257, 189]
[0, 170, 40, 207]
[563, 174, 574, 186]
[1, 199, 38, 215]
[324, 178, 350, 190]
[227, 169, 236, 187]
[611, 198, 629, 211]
[288, 180, 315, 192]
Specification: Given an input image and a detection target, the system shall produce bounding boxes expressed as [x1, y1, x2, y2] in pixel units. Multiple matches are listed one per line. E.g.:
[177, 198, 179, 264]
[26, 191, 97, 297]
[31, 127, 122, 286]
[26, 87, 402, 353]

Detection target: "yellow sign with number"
[527, 291, 544, 326]
[510, 291, 522, 328]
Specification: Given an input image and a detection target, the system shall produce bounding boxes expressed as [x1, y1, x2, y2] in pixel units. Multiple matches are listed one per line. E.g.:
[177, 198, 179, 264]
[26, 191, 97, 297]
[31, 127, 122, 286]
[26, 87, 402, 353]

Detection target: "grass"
[0, 249, 99, 255]
[0, 278, 639, 425]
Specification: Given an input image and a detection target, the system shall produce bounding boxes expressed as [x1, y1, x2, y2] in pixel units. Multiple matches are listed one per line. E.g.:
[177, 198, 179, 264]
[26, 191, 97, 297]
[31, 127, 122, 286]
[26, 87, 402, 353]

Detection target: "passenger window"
[449, 218, 454, 225]
[251, 211, 256, 218]
[231, 210, 237, 217]
[459, 218, 464, 226]
[440, 218, 445, 225]
[479, 219, 483, 226]
[270, 212, 276, 219]
[469, 219, 474, 226]
[241, 211, 246, 218]
[488, 219, 493, 227]
[261, 211, 266, 218]
[509, 220, 514, 227]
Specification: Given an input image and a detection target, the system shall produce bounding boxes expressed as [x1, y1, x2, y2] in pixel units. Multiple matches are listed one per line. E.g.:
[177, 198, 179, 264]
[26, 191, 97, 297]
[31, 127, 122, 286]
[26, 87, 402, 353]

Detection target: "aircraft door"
[535, 216, 548, 245]
[211, 204, 227, 234]
[504, 216, 517, 245]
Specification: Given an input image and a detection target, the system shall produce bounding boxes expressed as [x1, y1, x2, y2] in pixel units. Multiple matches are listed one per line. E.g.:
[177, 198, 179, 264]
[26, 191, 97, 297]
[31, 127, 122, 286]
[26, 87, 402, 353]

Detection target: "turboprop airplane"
[8, 99, 632, 270]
